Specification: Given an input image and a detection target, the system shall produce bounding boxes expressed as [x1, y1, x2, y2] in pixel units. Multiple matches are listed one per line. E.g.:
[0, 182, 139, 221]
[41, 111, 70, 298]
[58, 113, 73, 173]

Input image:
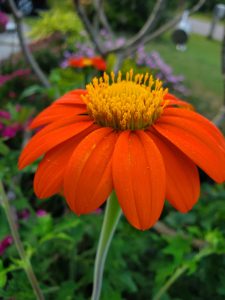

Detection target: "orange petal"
[163, 107, 225, 149]
[19, 116, 94, 169]
[112, 130, 166, 230]
[163, 93, 193, 110]
[154, 108, 225, 183]
[34, 125, 97, 198]
[148, 130, 200, 212]
[55, 90, 87, 105]
[30, 104, 87, 129]
[64, 127, 117, 214]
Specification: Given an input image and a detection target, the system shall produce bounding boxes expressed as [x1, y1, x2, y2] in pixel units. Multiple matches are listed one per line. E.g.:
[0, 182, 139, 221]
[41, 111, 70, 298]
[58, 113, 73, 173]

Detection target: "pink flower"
[0, 69, 30, 87]
[1, 124, 21, 138]
[0, 110, 11, 120]
[92, 208, 103, 215]
[36, 209, 47, 217]
[0, 11, 8, 32]
[0, 236, 13, 256]
[17, 209, 30, 220]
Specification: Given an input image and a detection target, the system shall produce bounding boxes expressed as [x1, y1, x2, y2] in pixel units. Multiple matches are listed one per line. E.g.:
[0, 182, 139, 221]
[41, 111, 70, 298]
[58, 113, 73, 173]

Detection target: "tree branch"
[93, 0, 114, 37]
[104, 0, 206, 56]
[73, 0, 104, 55]
[154, 221, 207, 249]
[121, 0, 166, 51]
[6, 0, 51, 88]
[189, 0, 206, 14]
[213, 105, 225, 127]
[128, 13, 184, 55]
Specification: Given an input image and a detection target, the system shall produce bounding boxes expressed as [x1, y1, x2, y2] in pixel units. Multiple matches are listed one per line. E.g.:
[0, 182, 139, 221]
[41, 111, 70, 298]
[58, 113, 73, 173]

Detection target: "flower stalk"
[153, 265, 188, 300]
[91, 191, 122, 300]
[0, 180, 45, 300]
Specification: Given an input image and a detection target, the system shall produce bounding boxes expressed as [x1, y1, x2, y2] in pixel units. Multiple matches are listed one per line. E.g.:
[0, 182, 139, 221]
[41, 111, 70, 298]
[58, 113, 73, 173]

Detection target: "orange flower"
[68, 56, 106, 71]
[18, 70, 225, 230]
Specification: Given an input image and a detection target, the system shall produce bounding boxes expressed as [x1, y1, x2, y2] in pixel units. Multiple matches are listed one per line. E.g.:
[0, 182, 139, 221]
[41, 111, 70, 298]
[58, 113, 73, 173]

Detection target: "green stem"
[153, 265, 188, 300]
[0, 180, 45, 300]
[91, 191, 122, 300]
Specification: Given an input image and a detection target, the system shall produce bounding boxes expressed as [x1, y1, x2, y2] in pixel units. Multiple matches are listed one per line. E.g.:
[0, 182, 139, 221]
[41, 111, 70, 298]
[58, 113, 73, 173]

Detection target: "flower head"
[68, 56, 106, 71]
[19, 70, 225, 230]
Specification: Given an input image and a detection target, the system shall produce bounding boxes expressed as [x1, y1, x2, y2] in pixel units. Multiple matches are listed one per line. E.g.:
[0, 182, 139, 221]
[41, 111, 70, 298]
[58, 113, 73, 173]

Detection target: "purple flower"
[60, 60, 69, 68]
[100, 28, 108, 38]
[136, 46, 189, 96]
[63, 50, 72, 58]
[115, 37, 125, 48]
[0, 236, 13, 256]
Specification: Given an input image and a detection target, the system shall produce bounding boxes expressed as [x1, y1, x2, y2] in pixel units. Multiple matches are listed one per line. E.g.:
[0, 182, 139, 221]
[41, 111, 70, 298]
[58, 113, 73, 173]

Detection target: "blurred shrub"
[0, 33, 64, 75]
[28, 8, 84, 45]
[104, 0, 177, 33]
[188, 0, 225, 12]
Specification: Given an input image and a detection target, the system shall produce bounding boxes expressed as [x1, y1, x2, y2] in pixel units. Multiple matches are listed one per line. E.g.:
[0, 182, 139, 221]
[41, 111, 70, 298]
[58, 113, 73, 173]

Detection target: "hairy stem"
[153, 265, 188, 300]
[91, 191, 122, 300]
[7, 0, 51, 88]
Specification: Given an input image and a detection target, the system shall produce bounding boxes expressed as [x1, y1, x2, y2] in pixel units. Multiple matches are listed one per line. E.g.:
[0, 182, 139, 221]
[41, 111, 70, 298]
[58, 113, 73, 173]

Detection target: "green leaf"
[56, 281, 76, 300]
[0, 260, 6, 288]
[19, 85, 44, 99]
[119, 272, 137, 293]
[102, 282, 123, 300]
[163, 235, 191, 265]
[32, 214, 53, 237]
[0, 140, 10, 156]
[154, 261, 177, 288]
[54, 217, 81, 233]
[2, 271, 34, 299]
[39, 232, 73, 245]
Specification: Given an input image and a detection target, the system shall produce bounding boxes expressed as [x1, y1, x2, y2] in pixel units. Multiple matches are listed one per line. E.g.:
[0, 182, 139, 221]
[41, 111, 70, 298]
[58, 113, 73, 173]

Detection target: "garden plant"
[0, 1, 225, 300]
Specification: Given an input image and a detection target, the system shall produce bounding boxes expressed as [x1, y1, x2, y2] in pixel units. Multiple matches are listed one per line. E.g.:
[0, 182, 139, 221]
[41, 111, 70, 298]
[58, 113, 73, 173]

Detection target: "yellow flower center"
[82, 69, 168, 130]
[82, 58, 93, 66]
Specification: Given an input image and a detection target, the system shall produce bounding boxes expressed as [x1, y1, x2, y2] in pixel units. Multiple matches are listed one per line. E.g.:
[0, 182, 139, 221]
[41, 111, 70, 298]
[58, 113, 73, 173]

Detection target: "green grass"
[192, 12, 224, 25]
[147, 33, 223, 118]
[192, 12, 212, 22]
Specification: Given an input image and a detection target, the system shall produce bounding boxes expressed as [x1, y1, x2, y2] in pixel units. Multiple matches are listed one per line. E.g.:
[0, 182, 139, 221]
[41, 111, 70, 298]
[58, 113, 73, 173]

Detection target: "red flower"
[68, 56, 106, 71]
[19, 70, 225, 230]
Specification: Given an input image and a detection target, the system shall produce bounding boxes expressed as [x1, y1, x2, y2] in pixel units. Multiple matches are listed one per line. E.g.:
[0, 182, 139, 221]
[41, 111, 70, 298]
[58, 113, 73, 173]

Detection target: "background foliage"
[0, 0, 225, 299]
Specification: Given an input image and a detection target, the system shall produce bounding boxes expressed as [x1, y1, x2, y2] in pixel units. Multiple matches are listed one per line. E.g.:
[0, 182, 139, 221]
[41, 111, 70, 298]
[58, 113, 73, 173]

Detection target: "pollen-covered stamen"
[82, 69, 168, 130]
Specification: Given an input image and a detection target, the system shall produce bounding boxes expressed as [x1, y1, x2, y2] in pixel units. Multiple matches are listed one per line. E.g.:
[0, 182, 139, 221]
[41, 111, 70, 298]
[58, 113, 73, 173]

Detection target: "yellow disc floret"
[82, 69, 168, 130]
